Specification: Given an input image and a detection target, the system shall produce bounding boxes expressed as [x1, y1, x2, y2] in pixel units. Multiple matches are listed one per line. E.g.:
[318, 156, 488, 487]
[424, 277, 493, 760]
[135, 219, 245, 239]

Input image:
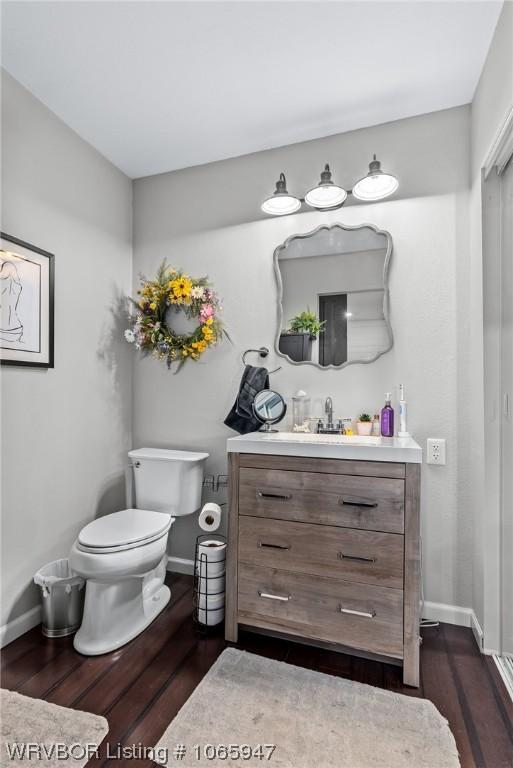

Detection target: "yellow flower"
[169, 276, 193, 300]
[201, 323, 216, 346]
[149, 302, 157, 310]
[206, 317, 214, 326]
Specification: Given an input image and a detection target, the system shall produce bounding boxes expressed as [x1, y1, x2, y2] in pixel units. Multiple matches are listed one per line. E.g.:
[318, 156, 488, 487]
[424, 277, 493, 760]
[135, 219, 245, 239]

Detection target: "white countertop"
[227, 431, 422, 463]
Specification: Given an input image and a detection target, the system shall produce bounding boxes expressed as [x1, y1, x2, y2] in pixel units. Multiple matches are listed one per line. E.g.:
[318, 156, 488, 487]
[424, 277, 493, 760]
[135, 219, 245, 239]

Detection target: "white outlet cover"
[427, 438, 447, 465]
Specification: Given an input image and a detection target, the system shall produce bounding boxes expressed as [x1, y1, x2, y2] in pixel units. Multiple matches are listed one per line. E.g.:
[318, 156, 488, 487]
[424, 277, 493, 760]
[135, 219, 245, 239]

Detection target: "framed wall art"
[0, 233, 55, 368]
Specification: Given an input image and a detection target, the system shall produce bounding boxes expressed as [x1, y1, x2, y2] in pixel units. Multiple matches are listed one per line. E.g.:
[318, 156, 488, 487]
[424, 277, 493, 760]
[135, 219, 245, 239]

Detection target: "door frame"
[482, 105, 513, 655]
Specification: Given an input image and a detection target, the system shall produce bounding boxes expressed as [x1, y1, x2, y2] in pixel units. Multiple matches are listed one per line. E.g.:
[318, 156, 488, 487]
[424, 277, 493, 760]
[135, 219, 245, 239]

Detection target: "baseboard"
[166, 556, 194, 575]
[493, 656, 513, 701]
[421, 600, 473, 628]
[421, 601, 495, 654]
[471, 610, 485, 652]
[0, 605, 41, 649]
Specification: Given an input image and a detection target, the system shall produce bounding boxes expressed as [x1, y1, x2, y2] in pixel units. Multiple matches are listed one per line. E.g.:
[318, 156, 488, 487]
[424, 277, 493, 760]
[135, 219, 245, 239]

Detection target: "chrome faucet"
[316, 397, 343, 434]
[325, 396, 333, 428]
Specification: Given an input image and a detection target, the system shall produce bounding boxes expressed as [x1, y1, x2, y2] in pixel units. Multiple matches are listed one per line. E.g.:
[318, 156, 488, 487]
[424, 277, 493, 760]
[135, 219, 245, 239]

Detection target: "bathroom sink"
[227, 430, 422, 463]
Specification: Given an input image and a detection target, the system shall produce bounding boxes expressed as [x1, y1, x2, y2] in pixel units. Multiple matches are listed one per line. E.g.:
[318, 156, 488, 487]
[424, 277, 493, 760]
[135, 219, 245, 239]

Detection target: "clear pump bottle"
[292, 390, 311, 431]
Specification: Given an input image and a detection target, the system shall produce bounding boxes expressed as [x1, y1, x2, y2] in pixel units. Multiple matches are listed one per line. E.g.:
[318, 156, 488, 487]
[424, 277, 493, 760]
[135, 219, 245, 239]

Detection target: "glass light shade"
[261, 172, 301, 216]
[261, 194, 301, 215]
[352, 155, 398, 201]
[305, 164, 347, 209]
[305, 184, 347, 209]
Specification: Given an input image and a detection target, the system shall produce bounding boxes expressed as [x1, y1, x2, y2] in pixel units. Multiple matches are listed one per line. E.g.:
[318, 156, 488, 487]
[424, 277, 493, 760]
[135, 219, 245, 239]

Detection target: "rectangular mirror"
[274, 224, 393, 369]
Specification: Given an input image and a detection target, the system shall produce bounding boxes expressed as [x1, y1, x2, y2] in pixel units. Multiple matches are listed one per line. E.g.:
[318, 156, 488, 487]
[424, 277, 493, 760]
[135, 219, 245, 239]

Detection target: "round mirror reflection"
[253, 390, 286, 432]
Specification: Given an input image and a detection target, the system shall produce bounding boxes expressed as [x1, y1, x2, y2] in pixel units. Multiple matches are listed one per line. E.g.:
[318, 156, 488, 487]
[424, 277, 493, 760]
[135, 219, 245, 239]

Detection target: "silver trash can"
[34, 559, 85, 638]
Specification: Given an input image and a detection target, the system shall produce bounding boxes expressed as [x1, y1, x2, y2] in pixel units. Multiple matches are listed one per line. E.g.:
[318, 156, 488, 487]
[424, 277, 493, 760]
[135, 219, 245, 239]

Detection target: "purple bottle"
[381, 393, 394, 437]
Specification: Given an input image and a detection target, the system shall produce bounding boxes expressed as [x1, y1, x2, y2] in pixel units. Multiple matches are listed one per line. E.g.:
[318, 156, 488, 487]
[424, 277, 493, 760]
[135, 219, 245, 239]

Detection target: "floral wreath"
[124, 261, 225, 369]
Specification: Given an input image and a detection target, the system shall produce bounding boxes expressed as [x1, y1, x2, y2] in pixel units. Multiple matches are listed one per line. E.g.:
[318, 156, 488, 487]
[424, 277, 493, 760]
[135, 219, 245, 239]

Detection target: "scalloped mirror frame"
[273, 222, 394, 370]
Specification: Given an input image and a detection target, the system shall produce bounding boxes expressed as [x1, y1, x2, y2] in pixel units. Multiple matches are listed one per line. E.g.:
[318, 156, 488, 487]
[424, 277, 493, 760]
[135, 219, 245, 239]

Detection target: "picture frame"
[0, 232, 55, 368]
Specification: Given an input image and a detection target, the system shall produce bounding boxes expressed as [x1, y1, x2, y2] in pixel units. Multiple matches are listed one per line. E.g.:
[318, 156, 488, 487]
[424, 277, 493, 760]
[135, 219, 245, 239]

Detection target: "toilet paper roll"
[198, 572, 225, 595]
[197, 591, 225, 626]
[198, 502, 222, 533]
[197, 539, 226, 562]
[196, 557, 225, 578]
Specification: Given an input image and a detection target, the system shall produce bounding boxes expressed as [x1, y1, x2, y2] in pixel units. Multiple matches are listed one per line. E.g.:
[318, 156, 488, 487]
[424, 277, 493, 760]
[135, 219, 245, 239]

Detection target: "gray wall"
[133, 106, 473, 611]
[0, 72, 133, 626]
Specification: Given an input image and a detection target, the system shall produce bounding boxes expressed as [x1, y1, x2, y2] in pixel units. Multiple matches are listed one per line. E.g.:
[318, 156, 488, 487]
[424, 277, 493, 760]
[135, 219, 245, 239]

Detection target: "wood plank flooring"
[1, 574, 512, 768]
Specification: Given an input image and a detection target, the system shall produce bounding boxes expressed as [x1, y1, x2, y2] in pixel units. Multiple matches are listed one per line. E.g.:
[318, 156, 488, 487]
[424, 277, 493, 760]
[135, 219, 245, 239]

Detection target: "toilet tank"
[128, 447, 209, 517]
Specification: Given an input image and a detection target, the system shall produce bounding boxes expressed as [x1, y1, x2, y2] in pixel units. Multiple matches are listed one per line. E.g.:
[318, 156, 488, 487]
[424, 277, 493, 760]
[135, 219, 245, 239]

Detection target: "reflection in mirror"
[253, 390, 287, 432]
[274, 224, 392, 369]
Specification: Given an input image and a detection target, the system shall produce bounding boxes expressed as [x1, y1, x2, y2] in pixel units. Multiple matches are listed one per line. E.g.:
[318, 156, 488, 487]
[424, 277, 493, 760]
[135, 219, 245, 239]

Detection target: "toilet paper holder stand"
[193, 533, 227, 635]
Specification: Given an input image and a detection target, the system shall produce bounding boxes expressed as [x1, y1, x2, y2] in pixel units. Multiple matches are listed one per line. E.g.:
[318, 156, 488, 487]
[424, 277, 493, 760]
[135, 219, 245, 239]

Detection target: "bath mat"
[0, 689, 108, 767]
[155, 648, 459, 768]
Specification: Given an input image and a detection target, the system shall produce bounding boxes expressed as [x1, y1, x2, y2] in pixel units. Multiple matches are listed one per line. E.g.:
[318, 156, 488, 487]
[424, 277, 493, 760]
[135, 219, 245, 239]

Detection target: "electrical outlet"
[427, 438, 446, 465]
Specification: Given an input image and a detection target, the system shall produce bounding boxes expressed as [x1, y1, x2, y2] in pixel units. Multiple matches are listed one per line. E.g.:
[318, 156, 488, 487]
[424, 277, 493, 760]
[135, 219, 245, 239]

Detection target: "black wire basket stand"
[193, 533, 226, 635]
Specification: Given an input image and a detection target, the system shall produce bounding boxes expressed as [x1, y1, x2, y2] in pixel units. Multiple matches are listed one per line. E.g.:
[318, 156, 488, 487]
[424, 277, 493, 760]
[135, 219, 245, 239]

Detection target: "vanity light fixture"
[352, 155, 399, 202]
[261, 155, 398, 216]
[304, 164, 347, 210]
[261, 173, 301, 216]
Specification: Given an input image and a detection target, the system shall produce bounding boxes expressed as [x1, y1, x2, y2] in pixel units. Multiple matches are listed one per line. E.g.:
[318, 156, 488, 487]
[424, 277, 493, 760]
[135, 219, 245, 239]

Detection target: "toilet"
[70, 447, 208, 655]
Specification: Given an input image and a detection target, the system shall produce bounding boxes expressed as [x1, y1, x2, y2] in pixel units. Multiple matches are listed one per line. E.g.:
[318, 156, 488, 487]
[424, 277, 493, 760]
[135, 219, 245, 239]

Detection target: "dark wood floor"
[1, 574, 512, 768]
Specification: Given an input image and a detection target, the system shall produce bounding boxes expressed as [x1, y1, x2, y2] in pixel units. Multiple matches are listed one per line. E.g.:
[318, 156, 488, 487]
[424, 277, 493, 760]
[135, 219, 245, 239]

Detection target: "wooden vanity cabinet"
[225, 452, 421, 687]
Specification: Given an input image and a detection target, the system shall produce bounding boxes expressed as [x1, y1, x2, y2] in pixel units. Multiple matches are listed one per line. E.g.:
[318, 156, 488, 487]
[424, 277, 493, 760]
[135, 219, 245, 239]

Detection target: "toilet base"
[73, 560, 171, 655]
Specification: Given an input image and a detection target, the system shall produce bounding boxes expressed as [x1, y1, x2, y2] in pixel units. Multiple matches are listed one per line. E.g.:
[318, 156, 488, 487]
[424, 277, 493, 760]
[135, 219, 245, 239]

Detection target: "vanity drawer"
[239, 516, 403, 588]
[239, 467, 404, 534]
[238, 562, 404, 659]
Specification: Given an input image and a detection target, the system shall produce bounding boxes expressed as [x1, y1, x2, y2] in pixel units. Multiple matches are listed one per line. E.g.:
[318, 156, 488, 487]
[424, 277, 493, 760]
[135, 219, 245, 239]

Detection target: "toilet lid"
[128, 447, 209, 462]
[78, 509, 172, 550]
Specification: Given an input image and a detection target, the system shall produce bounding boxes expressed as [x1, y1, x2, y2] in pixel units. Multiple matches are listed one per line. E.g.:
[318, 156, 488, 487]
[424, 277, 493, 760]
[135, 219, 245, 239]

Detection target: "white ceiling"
[1, 1, 503, 179]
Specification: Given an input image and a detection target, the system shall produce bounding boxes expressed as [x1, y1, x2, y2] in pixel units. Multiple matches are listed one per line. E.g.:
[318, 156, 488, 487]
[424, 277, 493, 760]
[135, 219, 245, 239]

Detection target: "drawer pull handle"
[338, 552, 376, 564]
[258, 541, 290, 551]
[339, 606, 376, 619]
[257, 491, 292, 501]
[258, 590, 291, 602]
[339, 496, 378, 509]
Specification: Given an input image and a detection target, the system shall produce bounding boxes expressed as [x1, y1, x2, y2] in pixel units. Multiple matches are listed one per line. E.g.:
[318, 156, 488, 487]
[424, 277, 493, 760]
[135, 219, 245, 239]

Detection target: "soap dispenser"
[381, 393, 394, 437]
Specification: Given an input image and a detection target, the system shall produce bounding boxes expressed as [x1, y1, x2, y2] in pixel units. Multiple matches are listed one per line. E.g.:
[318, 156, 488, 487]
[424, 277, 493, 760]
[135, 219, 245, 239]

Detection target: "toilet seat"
[78, 508, 173, 554]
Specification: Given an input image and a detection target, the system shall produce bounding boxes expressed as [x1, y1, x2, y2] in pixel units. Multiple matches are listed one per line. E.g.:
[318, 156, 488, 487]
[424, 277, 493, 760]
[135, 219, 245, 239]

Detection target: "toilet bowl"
[70, 508, 173, 655]
[70, 447, 208, 655]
